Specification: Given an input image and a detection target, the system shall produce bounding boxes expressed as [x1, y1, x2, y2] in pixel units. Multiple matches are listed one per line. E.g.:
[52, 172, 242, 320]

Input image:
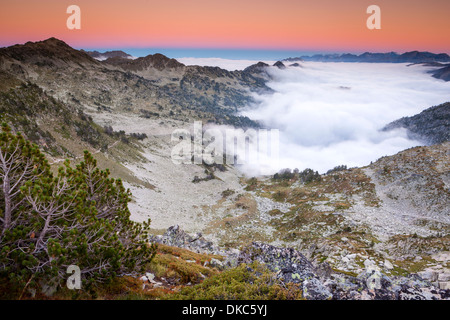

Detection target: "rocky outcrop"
[150, 225, 240, 268]
[273, 61, 286, 69]
[382, 102, 450, 144]
[151, 225, 450, 300]
[242, 62, 269, 74]
[151, 225, 214, 252]
[239, 242, 449, 300]
[238, 242, 316, 282]
[238, 242, 332, 300]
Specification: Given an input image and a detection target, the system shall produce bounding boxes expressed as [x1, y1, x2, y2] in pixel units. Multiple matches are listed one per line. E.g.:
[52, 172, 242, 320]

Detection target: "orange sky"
[1, 0, 449, 53]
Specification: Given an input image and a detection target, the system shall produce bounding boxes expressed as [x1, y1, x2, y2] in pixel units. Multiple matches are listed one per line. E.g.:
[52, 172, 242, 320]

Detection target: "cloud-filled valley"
[232, 62, 450, 175]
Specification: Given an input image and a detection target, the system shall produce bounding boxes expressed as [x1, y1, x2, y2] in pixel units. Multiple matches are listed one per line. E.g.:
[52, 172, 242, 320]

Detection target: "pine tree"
[0, 124, 156, 294]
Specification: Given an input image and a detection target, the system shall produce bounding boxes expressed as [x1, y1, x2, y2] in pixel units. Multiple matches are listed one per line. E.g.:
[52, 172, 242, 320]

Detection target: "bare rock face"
[238, 242, 316, 283]
[151, 225, 214, 252]
[152, 225, 450, 300]
[0, 37, 97, 68]
[150, 225, 240, 269]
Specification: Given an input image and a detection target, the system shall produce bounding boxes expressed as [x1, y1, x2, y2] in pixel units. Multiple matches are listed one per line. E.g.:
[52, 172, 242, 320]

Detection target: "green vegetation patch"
[164, 262, 303, 300]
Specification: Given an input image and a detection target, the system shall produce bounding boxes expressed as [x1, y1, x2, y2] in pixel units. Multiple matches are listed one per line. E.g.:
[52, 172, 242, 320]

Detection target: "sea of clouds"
[180, 59, 450, 176]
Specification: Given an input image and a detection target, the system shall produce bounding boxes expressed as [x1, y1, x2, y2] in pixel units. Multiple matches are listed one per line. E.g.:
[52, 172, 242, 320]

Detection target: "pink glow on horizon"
[0, 0, 449, 54]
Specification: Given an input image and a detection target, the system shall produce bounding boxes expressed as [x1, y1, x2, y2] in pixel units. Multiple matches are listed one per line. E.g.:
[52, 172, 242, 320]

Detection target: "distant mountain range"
[82, 49, 134, 60]
[285, 51, 450, 63]
[283, 51, 450, 82]
[83, 48, 450, 82]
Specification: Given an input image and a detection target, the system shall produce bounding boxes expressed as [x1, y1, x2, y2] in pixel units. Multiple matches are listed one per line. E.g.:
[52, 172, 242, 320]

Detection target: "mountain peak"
[273, 61, 286, 69]
[103, 52, 185, 71]
[40, 37, 69, 46]
[21, 37, 75, 52]
[0, 37, 95, 66]
[243, 62, 269, 73]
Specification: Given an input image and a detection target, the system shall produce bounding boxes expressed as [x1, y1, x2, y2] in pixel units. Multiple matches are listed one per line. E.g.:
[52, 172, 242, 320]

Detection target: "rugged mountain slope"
[0, 74, 154, 189]
[383, 102, 450, 144]
[144, 141, 449, 297]
[102, 51, 271, 124]
[0, 38, 268, 128]
[195, 142, 449, 289]
[0, 80, 97, 157]
[0, 37, 95, 67]
[0, 38, 259, 235]
[431, 65, 450, 81]
[357, 143, 450, 239]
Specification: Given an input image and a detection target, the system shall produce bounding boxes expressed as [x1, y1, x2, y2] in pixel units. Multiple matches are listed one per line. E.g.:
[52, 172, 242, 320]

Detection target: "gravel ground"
[342, 166, 449, 240]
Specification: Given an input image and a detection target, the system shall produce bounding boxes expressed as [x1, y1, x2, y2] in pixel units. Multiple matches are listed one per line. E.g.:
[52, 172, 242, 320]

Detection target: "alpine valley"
[0, 38, 449, 300]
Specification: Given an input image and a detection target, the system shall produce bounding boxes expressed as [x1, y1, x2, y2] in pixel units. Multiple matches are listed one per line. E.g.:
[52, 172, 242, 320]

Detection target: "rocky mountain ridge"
[0, 38, 271, 128]
[383, 102, 450, 144]
[431, 64, 450, 81]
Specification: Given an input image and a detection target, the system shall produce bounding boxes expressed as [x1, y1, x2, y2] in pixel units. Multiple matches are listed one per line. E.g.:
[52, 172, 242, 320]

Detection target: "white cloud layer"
[235, 62, 450, 175]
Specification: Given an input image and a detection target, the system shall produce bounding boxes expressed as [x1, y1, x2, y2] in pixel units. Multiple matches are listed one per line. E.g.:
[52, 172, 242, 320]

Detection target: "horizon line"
[1, 37, 450, 59]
